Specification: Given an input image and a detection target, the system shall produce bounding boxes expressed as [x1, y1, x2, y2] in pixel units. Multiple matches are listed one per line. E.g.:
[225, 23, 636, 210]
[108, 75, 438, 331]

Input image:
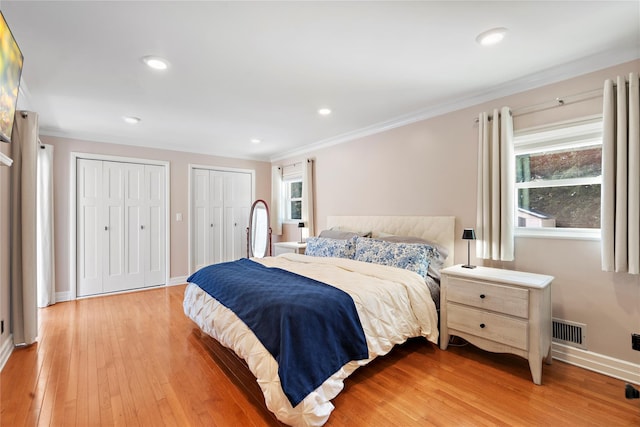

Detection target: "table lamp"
[462, 228, 476, 269]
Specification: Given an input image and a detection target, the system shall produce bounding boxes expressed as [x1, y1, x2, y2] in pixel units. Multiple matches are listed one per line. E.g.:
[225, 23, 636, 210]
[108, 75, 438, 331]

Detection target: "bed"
[183, 215, 455, 426]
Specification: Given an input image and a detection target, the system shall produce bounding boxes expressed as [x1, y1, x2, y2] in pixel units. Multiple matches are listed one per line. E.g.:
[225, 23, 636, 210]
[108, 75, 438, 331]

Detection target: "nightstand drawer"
[447, 303, 529, 351]
[446, 277, 529, 318]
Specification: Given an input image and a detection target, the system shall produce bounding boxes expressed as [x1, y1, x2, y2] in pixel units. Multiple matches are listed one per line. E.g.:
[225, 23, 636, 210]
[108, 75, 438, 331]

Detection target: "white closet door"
[124, 163, 145, 289]
[145, 165, 165, 286]
[191, 168, 252, 271]
[102, 162, 127, 292]
[193, 169, 211, 271]
[79, 159, 166, 296]
[77, 159, 103, 297]
[223, 171, 252, 261]
[210, 172, 225, 264]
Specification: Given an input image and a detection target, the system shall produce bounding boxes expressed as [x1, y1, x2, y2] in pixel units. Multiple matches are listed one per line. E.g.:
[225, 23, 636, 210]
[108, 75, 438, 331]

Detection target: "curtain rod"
[474, 87, 602, 123]
[512, 87, 602, 117]
[279, 158, 313, 169]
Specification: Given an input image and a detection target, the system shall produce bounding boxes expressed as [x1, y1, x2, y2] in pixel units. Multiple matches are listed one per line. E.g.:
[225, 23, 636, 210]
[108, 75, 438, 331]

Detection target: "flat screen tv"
[0, 10, 23, 143]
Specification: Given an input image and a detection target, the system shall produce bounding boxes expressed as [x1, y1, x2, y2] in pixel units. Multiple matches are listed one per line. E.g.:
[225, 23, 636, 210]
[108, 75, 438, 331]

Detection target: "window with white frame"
[514, 116, 602, 237]
[284, 177, 303, 221]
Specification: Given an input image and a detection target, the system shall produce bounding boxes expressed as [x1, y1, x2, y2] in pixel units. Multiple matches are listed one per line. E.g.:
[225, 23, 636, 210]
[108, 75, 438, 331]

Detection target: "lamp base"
[461, 264, 476, 269]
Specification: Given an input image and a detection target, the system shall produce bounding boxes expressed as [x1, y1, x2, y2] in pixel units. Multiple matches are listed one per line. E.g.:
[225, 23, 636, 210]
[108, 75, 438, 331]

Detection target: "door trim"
[70, 152, 170, 300]
[187, 164, 255, 276]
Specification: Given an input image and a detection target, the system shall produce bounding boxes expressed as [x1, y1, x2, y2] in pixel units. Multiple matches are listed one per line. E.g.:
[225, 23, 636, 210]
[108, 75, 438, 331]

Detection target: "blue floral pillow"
[354, 237, 431, 279]
[377, 235, 448, 280]
[305, 236, 356, 259]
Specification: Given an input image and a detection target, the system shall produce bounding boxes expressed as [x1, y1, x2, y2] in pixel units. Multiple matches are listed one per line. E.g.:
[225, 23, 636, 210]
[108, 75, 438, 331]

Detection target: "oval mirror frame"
[247, 199, 272, 258]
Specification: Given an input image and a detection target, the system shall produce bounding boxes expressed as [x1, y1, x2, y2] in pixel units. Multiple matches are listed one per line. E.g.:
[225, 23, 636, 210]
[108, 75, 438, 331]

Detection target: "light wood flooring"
[1, 285, 639, 426]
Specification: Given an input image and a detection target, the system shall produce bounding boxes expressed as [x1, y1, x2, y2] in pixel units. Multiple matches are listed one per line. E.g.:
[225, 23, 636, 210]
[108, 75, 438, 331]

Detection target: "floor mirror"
[247, 199, 272, 258]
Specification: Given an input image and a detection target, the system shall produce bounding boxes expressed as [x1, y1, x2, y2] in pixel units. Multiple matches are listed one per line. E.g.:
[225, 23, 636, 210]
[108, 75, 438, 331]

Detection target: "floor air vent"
[552, 318, 587, 350]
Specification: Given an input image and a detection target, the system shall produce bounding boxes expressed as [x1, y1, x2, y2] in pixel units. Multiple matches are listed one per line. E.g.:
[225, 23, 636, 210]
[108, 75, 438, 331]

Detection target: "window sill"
[515, 227, 600, 241]
[283, 220, 303, 225]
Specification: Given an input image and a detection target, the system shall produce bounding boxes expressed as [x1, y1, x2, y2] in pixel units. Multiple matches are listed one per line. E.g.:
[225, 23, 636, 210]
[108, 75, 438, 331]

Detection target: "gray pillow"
[318, 228, 371, 240]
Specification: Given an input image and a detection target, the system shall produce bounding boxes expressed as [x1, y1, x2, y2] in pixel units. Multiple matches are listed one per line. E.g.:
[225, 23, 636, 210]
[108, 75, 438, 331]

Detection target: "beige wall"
[275, 60, 640, 364]
[41, 136, 271, 295]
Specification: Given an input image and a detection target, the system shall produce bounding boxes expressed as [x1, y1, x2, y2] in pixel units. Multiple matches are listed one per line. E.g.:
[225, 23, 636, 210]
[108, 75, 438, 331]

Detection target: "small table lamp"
[298, 222, 305, 243]
[462, 228, 476, 269]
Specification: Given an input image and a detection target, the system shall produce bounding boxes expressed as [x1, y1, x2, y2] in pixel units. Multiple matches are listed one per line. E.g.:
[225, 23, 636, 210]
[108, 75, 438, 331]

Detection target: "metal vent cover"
[552, 318, 587, 350]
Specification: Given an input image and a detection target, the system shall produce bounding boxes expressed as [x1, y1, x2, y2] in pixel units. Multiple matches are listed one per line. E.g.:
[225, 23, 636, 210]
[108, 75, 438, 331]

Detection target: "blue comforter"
[187, 258, 368, 406]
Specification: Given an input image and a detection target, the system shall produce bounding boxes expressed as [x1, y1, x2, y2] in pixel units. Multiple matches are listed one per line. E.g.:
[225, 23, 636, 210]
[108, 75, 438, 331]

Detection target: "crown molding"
[38, 128, 271, 163]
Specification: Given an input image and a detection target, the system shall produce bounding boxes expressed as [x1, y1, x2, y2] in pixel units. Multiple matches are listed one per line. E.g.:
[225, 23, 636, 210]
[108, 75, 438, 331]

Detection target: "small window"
[284, 178, 302, 221]
[514, 117, 602, 238]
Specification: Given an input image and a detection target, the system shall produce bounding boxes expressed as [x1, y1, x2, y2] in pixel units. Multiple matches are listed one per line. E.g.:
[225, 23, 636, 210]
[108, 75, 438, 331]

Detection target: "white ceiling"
[3, 1, 639, 161]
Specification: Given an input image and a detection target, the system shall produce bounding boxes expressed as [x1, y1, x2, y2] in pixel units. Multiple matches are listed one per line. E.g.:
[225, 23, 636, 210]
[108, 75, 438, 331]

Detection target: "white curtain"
[476, 106, 515, 261]
[11, 111, 38, 346]
[37, 143, 55, 307]
[301, 159, 315, 236]
[270, 165, 283, 235]
[601, 73, 640, 274]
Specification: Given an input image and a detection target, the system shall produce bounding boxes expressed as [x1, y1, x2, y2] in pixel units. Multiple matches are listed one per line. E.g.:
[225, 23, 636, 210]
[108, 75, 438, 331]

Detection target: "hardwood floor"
[2, 285, 638, 426]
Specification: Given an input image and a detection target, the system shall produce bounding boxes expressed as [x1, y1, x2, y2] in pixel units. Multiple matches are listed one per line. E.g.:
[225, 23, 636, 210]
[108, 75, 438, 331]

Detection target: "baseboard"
[0, 334, 14, 372]
[167, 276, 188, 286]
[55, 291, 72, 302]
[56, 278, 187, 301]
[552, 342, 640, 385]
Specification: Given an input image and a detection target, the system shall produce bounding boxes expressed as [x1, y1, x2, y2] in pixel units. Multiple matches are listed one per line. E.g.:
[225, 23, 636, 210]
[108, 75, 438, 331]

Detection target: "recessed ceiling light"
[318, 108, 332, 116]
[250, 138, 261, 144]
[123, 116, 141, 124]
[142, 55, 170, 70]
[476, 27, 508, 46]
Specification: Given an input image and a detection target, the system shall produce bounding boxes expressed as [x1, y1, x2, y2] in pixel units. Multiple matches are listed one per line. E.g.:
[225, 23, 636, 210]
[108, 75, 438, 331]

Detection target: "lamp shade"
[462, 228, 476, 240]
[298, 222, 305, 228]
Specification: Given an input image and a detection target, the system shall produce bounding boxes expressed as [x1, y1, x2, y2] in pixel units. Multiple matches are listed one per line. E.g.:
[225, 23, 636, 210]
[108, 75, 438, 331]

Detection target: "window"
[284, 178, 302, 221]
[514, 117, 602, 238]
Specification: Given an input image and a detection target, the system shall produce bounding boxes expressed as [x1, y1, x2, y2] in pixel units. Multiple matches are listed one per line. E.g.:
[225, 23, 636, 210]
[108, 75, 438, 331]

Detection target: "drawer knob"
[480, 323, 486, 329]
[480, 294, 486, 299]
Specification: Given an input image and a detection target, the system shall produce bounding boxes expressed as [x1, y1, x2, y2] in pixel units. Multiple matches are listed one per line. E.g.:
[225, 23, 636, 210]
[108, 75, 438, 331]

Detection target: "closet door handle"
[210, 224, 214, 228]
[141, 225, 145, 230]
[104, 226, 108, 231]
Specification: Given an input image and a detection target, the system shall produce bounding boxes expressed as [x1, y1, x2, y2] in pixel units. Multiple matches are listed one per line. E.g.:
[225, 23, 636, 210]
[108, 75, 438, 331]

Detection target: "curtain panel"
[301, 159, 315, 237]
[601, 72, 640, 274]
[11, 111, 39, 346]
[270, 165, 283, 235]
[37, 143, 56, 307]
[476, 106, 515, 262]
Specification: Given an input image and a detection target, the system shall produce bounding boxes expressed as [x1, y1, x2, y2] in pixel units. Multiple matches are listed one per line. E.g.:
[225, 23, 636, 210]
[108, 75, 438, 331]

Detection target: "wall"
[40, 136, 271, 296]
[276, 60, 640, 366]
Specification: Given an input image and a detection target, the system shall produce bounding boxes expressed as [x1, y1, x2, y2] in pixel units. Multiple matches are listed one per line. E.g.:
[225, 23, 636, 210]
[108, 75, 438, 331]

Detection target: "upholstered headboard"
[325, 215, 455, 267]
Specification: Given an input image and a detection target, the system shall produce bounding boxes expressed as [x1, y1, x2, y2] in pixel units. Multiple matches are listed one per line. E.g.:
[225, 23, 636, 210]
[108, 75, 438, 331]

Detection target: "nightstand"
[440, 265, 553, 385]
[273, 241, 306, 256]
